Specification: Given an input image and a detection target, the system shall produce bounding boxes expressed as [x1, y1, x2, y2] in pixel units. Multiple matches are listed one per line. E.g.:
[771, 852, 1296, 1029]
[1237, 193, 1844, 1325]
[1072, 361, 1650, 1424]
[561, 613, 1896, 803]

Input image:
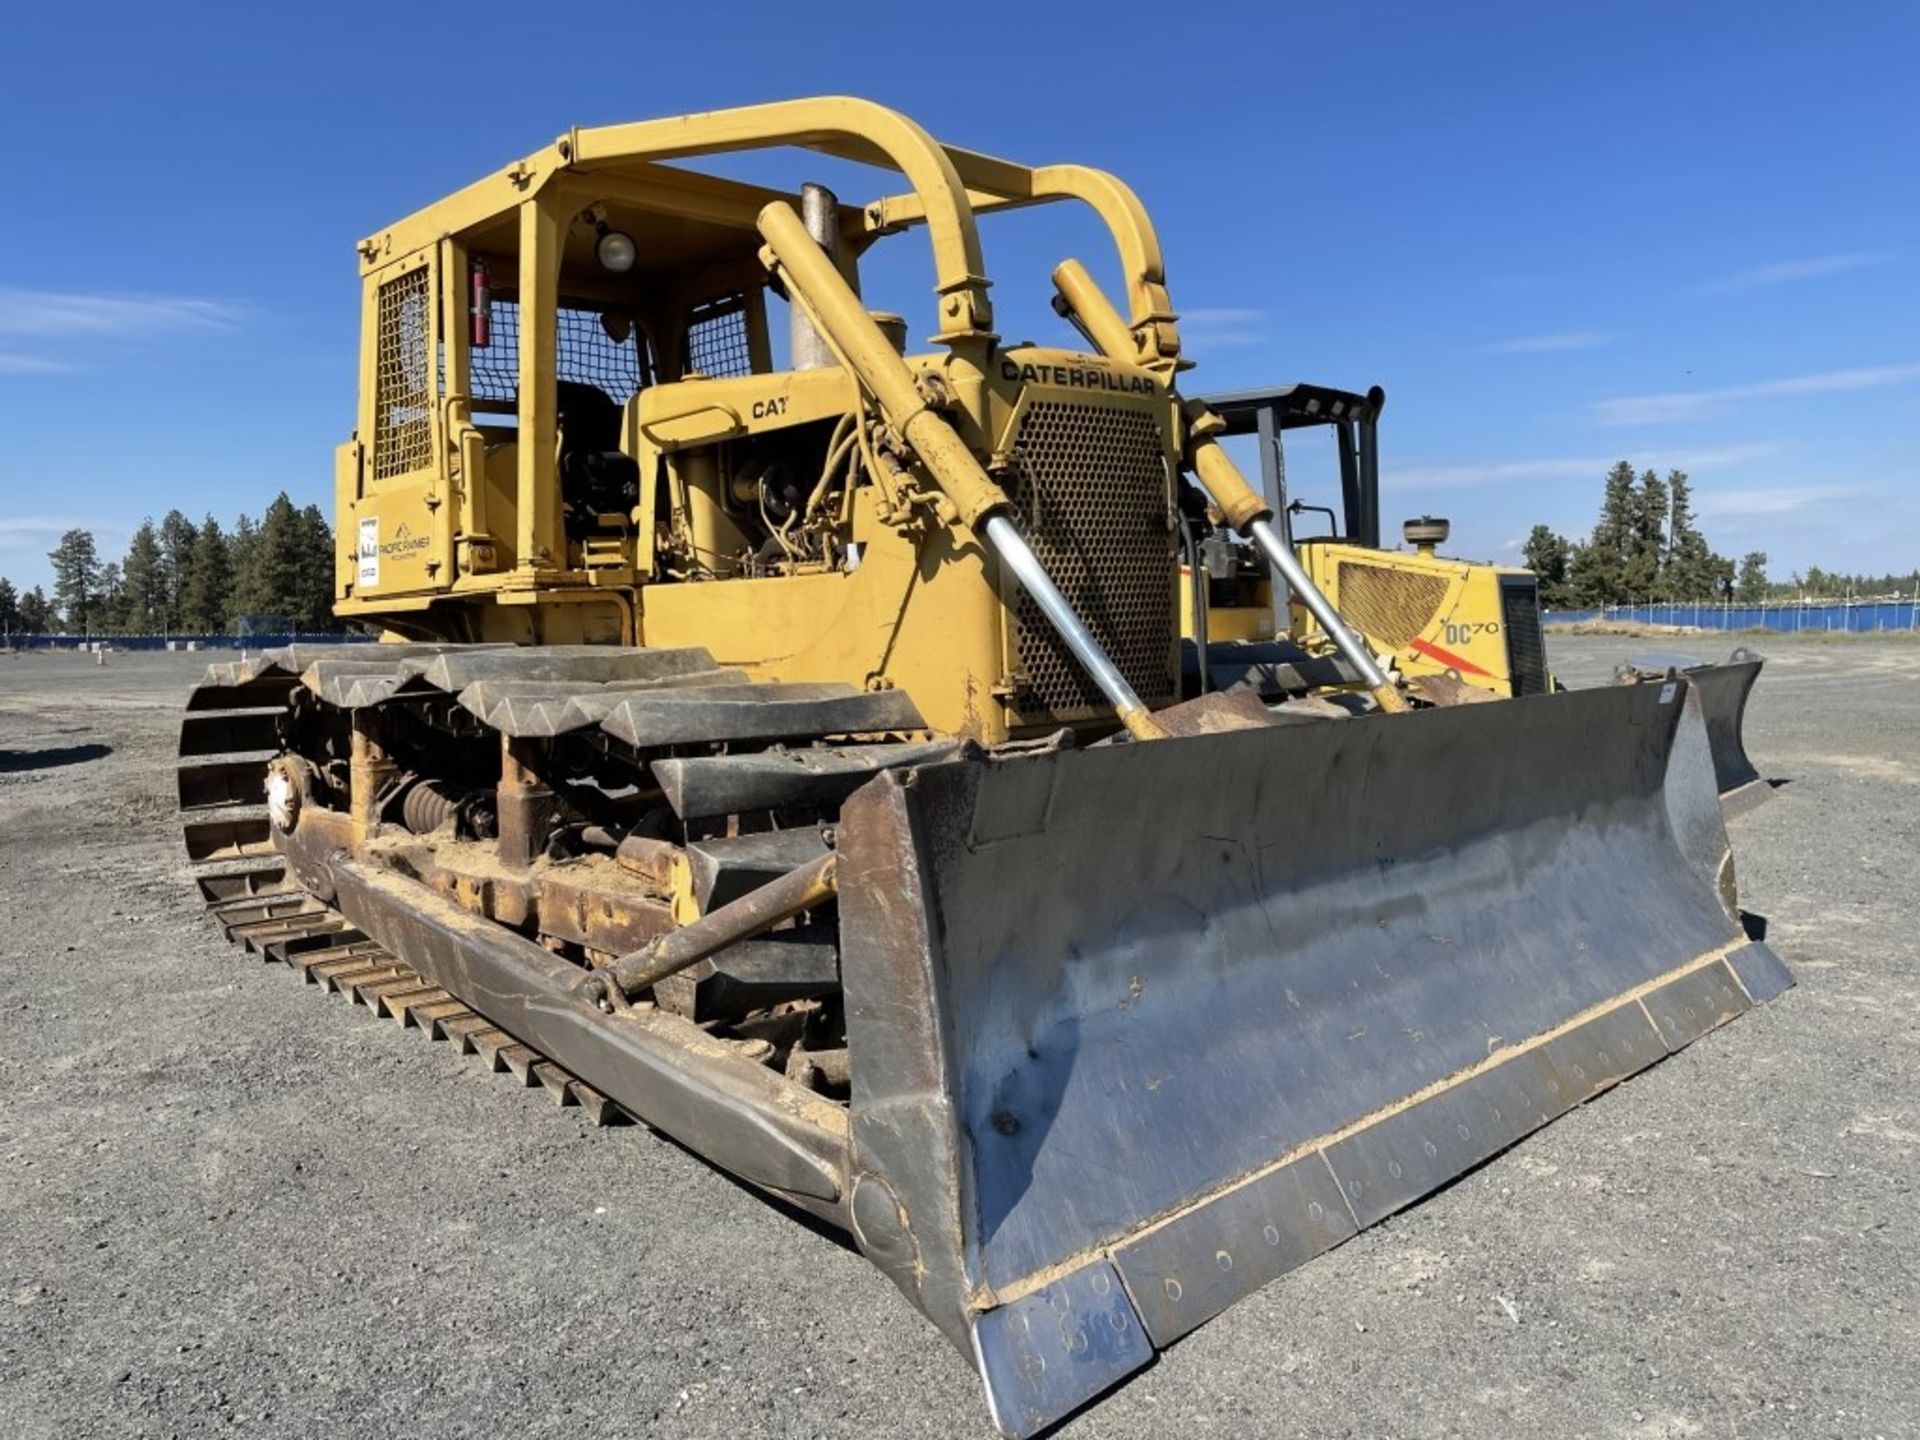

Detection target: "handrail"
[564, 97, 994, 345]
[865, 158, 1181, 365]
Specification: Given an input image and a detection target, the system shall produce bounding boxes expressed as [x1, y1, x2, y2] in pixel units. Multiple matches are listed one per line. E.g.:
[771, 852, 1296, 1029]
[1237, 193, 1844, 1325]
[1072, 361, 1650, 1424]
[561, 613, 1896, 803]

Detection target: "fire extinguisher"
[471, 258, 491, 348]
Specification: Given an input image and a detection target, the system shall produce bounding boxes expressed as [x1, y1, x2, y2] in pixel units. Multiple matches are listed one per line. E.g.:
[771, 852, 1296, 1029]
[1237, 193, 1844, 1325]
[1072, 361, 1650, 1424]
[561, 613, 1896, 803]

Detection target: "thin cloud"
[1701, 252, 1894, 294]
[0, 286, 247, 339]
[1178, 307, 1266, 353]
[1394, 442, 1781, 492]
[0, 515, 110, 549]
[0, 351, 78, 373]
[1694, 484, 1864, 519]
[1592, 365, 1920, 425]
[1473, 331, 1614, 355]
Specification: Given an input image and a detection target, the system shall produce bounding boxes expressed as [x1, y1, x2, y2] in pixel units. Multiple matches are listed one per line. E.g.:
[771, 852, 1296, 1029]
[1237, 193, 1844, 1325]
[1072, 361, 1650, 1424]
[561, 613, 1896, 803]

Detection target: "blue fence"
[2, 632, 371, 652]
[1547, 601, 1920, 633]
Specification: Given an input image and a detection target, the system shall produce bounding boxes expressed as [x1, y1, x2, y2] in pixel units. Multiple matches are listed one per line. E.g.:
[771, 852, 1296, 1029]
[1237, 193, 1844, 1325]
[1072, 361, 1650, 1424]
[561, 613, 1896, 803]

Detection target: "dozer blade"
[835, 680, 1790, 1436]
[1623, 648, 1767, 815]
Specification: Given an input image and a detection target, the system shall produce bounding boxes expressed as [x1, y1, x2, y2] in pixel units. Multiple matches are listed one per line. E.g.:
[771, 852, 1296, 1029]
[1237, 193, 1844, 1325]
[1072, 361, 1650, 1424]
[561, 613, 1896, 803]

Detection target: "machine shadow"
[0, 743, 112, 773]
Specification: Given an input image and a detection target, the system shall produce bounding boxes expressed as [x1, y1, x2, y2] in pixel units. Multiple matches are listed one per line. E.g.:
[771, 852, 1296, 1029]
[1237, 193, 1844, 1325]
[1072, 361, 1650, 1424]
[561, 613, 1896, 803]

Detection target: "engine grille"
[1005, 401, 1175, 716]
[1336, 561, 1450, 649]
[1501, 579, 1550, 695]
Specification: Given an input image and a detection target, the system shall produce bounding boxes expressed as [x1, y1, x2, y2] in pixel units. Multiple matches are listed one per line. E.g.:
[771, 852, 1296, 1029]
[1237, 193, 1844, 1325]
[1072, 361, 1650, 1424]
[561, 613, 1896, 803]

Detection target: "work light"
[595, 225, 637, 273]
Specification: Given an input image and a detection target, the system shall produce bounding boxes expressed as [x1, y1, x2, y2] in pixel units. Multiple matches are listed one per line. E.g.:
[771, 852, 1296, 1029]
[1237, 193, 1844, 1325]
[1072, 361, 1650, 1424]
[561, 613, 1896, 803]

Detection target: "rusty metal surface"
[292, 828, 850, 1212]
[599, 684, 925, 749]
[495, 736, 557, 868]
[687, 828, 832, 910]
[455, 670, 750, 737]
[1689, 651, 1767, 808]
[652, 740, 959, 820]
[401, 643, 718, 692]
[1181, 637, 1362, 699]
[602, 850, 837, 997]
[170, 635, 1794, 1439]
[837, 680, 1788, 1435]
[194, 895, 629, 1127]
[183, 810, 274, 862]
[532, 864, 676, 954]
[177, 757, 276, 812]
[1148, 687, 1282, 736]
[1109, 1150, 1355, 1347]
[1623, 649, 1767, 810]
[652, 932, 841, 1022]
[929, 686, 1757, 1292]
[176, 708, 282, 756]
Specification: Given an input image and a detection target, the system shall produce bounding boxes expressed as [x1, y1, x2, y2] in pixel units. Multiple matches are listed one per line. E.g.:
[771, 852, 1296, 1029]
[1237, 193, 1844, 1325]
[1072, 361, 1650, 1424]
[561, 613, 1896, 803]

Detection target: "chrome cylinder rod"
[1247, 517, 1393, 691]
[984, 514, 1160, 736]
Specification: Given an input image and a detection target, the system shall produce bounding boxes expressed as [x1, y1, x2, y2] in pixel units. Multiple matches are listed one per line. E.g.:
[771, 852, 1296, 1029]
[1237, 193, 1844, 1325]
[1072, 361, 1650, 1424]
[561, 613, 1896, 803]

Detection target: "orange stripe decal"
[1409, 636, 1495, 677]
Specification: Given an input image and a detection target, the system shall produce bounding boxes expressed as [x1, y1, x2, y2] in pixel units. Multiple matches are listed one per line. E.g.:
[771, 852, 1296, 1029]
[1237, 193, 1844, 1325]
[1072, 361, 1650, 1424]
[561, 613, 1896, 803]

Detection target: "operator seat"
[556, 380, 640, 522]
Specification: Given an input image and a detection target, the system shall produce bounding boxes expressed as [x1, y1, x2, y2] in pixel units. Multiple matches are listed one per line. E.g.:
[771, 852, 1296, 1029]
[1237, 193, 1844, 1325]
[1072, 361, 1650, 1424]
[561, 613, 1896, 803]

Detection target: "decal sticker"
[1408, 636, 1494, 678]
[358, 516, 380, 587]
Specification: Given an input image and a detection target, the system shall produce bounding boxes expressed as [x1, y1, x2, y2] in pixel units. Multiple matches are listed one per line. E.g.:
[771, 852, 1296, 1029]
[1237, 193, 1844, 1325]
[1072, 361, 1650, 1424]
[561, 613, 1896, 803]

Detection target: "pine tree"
[96, 562, 127, 633]
[0, 578, 18, 634]
[1625, 468, 1669, 599]
[242, 494, 306, 626]
[1567, 461, 1637, 605]
[1663, 470, 1718, 600]
[227, 513, 264, 629]
[47, 528, 100, 633]
[1521, 524, 1573, 607]
[1707, 552, 1736, 600]
[294, 504, 338, 631]
[18, 586, 51, 633]
[1735, 552, 1769, 604]
[121, 519, 166, 632]
[183, 517, 233, 633]
[159, 509, 198, 629]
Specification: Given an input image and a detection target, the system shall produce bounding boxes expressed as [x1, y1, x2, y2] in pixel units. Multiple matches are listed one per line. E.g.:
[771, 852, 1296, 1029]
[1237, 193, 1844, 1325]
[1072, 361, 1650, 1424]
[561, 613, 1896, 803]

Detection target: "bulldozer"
[1179, 382, 1768, 807]
[177, 99, 1790, 1436]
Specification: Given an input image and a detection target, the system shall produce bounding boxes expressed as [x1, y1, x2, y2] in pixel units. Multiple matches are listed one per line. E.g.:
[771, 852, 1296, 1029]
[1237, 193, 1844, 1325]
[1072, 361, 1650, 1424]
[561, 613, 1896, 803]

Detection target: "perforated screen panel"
[373, 267, 433, 479]
[1501, 580, 1550, 696]
[1335, 561, 1450, 650]
[1006, 401, 1176, 716]
[467, 299, 645, 405]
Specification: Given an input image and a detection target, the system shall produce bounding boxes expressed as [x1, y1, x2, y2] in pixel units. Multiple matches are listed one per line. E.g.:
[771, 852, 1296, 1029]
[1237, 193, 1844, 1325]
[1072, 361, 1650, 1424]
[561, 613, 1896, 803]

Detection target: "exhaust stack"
[789, 183, 842, 371]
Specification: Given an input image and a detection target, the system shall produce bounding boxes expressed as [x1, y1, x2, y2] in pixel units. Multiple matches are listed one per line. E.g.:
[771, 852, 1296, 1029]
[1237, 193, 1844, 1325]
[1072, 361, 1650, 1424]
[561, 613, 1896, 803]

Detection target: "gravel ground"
[2, 633, 1915, 1440]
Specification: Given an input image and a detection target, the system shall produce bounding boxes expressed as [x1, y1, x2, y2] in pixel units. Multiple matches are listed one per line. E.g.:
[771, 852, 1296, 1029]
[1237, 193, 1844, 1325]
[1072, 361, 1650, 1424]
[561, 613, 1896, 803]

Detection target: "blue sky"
[1, 1, 1915, 593]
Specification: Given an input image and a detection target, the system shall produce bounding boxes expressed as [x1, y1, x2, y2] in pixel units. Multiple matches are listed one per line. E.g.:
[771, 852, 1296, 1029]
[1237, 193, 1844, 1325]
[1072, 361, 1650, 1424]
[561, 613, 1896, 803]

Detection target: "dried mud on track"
[2, 637, 1917, 1439]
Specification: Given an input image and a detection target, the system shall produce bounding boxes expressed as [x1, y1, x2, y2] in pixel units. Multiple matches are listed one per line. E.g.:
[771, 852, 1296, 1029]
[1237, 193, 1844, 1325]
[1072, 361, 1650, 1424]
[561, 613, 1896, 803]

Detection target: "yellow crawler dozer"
[178, 99, 1789, 1436]
[1182, 383, 1768, 805]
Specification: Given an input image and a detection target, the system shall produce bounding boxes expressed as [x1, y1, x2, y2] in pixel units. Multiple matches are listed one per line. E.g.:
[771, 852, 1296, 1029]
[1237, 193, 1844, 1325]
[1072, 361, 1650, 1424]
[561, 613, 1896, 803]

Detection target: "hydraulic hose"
[760, 201, 1168, 740]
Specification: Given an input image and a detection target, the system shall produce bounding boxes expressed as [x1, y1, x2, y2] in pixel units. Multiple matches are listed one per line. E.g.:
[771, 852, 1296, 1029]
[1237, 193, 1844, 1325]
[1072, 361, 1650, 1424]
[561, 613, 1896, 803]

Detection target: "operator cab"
[1199, 382, 1388, 550]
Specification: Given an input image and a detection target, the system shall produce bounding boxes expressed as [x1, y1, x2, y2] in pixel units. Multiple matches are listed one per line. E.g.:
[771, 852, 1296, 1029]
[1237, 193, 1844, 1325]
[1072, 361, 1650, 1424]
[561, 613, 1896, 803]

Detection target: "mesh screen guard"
[466, 298, 646, 406]
[373, 267, 433, 479]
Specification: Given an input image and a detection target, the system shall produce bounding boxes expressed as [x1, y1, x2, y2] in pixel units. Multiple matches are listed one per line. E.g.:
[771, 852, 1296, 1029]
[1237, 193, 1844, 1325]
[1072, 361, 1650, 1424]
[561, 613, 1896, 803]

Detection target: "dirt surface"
[2, 635, 1916, 1439]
